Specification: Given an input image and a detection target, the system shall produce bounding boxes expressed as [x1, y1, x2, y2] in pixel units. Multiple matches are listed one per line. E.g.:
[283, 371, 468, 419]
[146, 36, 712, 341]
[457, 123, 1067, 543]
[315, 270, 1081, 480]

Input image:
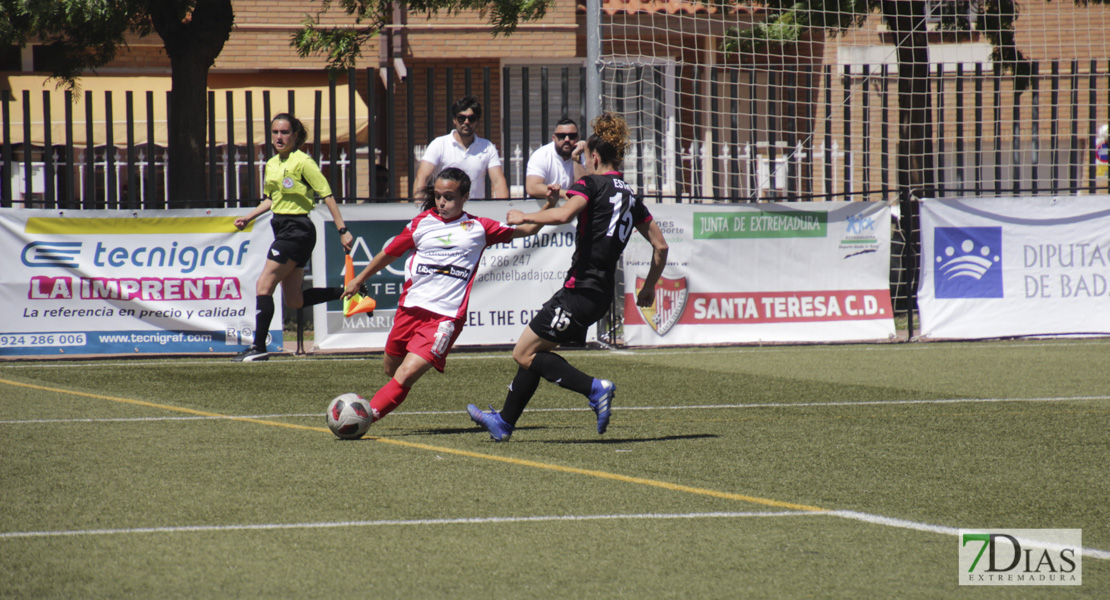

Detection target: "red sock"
[369, 379, 410, 422]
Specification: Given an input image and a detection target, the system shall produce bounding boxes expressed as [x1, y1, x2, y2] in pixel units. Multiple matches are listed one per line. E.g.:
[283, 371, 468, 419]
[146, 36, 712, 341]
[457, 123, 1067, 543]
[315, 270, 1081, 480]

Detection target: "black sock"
[529, 352, 594, 396]
[499, 366, 541, 426]
[254, 295, 275, 350]
[302, 287, 343, 307]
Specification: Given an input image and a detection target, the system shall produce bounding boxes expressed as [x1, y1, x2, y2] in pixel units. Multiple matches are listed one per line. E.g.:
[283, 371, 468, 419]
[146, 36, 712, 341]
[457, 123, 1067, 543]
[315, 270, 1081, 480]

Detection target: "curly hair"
[586, 112, 630, 167]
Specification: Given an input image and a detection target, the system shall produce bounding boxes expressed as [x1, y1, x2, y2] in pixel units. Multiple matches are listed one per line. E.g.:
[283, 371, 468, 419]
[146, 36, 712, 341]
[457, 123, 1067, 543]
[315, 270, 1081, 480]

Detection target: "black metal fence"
[4, 60, 1107, 210]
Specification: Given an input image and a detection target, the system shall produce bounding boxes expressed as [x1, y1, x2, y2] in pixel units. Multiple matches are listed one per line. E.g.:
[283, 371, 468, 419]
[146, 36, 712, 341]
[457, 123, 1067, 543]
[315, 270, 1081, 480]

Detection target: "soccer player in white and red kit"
[469, 113, 670, 441]
[342, 167, 556, 424]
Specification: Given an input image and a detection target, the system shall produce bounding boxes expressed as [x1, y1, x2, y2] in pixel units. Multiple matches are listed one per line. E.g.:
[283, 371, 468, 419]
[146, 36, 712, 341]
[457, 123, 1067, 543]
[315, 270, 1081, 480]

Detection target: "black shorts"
[529, 287, 612, 346]
[269, 214, 316, 267]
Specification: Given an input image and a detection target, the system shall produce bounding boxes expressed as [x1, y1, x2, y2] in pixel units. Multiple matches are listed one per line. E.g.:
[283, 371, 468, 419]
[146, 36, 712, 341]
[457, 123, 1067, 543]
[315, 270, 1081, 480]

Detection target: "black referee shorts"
[528, 287, 612, 346]
[268, 214, 316, 267]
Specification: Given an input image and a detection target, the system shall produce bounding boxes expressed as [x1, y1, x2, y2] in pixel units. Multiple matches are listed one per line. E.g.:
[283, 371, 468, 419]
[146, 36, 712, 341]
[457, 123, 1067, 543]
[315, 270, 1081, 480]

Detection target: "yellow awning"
[1, 72, 370, 147]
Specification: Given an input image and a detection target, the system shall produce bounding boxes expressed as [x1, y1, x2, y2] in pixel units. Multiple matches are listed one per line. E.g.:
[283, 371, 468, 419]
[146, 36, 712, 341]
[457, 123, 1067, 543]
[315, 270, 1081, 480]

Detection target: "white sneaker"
[231, 346, 269, 362]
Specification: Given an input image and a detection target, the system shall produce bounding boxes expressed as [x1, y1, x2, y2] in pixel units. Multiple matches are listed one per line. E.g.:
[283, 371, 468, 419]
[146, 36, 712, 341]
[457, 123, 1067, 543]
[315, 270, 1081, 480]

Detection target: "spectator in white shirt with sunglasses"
[524, 118, 587, 199]
[414, 96, 509, 201]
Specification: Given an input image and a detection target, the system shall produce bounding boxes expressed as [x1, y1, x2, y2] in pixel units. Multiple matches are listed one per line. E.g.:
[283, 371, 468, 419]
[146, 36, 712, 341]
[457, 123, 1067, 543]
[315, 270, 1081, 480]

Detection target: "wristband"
[337, 227, 348, 235]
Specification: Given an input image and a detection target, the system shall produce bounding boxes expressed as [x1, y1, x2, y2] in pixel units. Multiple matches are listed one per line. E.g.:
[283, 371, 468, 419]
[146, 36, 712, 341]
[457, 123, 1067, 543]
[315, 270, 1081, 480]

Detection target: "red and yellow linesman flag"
[343, 255, 377, 318]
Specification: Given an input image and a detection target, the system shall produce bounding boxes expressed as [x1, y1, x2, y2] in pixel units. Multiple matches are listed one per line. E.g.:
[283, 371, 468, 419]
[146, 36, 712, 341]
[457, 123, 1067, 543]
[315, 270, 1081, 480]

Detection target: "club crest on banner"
[637, 275, 687, 336]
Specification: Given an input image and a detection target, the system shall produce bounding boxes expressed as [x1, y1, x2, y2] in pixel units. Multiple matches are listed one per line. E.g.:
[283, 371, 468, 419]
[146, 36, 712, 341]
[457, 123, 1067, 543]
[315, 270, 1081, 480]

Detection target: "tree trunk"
[150, 0, 234, 208]
[163, 52, 211, 208]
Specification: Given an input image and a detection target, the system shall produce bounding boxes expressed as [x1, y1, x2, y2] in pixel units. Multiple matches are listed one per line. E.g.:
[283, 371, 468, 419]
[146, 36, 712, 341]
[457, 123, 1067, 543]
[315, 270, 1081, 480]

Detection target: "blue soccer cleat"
[467, 404, 514, 442]
[587, 379, 615, 434]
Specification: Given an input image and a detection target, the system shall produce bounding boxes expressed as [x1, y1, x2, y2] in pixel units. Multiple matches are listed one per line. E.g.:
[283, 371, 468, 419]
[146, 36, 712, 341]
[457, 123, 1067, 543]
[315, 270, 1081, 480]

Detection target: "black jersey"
[563, 172, 653, 294]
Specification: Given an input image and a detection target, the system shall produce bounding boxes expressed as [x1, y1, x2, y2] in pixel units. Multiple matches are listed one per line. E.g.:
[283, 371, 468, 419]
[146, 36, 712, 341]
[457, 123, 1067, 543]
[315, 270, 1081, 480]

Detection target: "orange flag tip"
[344, 295, 377, 318]
[342, 254, 374, 317]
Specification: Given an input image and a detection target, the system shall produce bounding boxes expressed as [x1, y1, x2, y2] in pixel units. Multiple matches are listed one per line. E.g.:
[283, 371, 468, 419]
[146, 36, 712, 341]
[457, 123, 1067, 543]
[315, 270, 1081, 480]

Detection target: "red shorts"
[385, 305, 464, 372]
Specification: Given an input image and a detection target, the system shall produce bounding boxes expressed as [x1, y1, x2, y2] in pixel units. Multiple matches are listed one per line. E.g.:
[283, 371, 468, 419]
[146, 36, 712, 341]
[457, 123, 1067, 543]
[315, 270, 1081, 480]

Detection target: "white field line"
[2, 394, 1107, 425]
[829, 510, 1110, 561]
[2, 337, 1108, 369]
[0, 511, 811, 539]
[3, 374, 1108, 560]
[4, 508, 1109, 561]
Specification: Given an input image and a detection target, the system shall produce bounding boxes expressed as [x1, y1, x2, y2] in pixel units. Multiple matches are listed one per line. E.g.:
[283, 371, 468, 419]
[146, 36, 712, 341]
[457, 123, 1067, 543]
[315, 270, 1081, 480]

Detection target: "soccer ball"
[326, 393, 374, 440]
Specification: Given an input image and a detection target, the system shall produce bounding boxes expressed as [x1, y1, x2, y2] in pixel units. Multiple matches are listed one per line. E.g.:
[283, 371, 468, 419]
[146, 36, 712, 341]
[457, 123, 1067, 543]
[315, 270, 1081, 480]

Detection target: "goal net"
[599, 0, 1110, 202]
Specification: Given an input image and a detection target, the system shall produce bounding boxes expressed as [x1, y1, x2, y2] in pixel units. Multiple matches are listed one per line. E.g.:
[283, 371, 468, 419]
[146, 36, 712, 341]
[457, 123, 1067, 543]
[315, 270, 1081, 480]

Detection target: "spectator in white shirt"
[525, 118, 586, 199]
[414, 96, 509, 201]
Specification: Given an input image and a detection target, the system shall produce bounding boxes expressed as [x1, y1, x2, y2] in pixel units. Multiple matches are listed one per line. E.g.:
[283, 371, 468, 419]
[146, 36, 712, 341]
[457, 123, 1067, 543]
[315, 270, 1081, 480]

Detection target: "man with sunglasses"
[414, 96, 508, 200]
[525, 118, 586, 199]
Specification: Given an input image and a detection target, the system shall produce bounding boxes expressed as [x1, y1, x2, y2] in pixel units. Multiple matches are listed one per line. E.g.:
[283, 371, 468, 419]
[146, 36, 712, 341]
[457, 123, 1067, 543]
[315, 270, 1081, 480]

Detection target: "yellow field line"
[1, 376, 827, 513]
[372, 437, 827, 512]
[0, 377, 319, 433]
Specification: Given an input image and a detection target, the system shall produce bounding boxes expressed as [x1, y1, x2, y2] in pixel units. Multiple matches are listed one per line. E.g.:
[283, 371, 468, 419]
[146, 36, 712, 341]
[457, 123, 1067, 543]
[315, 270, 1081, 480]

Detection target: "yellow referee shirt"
[264, 150, 333, 215]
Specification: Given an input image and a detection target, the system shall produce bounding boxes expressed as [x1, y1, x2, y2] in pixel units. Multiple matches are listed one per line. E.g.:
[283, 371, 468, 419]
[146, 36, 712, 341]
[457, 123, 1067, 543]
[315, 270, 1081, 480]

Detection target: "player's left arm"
[507, 190, 585, 228]
[634, 219, 669, 307]
[509, 185, 562, 238]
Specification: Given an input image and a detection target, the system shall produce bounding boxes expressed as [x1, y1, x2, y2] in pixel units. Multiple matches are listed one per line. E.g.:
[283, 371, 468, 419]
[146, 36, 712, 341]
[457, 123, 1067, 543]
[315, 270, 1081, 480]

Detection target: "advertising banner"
[1, 209, 278, 356]
[622, 201, 895, 345]
[918, 196, 1110, 339]
[311, 201, 579, 350]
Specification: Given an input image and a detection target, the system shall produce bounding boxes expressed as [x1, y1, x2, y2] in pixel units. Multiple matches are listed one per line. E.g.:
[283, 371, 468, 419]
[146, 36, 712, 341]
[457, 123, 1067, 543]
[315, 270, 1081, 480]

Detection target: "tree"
[150, 1, 235, 208]
[1, 0, 234, 207]
[291, 0, 552, 72]
[1, 0, 548, 207]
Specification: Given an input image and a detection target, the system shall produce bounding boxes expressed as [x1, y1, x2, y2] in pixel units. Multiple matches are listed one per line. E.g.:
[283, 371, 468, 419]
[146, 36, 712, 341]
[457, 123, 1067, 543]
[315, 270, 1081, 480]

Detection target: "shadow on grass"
[536, 433, 719, 444]
[378, 427, 718, 445]
[386, 425, 549, 437]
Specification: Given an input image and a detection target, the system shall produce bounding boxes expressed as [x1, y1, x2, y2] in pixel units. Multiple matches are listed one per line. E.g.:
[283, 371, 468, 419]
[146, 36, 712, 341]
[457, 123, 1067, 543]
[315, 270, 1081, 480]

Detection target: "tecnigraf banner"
[1, 209, 278, 356]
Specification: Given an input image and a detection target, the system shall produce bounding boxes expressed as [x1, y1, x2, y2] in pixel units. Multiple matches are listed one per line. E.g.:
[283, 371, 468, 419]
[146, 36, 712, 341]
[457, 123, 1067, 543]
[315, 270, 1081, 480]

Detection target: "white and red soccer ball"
[326, 393, 374, 440]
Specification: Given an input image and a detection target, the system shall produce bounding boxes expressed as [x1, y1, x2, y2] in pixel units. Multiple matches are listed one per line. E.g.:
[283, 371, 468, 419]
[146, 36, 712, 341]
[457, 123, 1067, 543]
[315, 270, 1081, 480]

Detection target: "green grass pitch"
[1, 339, 1108, 598]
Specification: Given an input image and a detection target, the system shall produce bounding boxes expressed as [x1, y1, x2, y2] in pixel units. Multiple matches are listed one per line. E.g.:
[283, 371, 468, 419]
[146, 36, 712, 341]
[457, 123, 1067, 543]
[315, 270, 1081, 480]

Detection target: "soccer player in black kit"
[468, 113, 670, 441]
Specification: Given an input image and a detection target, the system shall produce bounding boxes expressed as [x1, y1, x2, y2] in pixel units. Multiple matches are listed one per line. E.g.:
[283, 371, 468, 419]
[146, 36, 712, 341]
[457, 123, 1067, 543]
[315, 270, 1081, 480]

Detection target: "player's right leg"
[368, 352, 432, 422]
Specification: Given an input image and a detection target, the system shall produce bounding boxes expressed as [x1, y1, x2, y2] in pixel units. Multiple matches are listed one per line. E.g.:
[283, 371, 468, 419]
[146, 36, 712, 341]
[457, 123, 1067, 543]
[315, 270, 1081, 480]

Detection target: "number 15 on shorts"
[551, 307, 571, 332]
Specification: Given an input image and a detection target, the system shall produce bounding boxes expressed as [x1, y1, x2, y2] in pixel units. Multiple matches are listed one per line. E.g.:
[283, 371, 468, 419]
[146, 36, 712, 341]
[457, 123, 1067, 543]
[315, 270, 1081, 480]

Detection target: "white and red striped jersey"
[385, 209, 516, 319]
